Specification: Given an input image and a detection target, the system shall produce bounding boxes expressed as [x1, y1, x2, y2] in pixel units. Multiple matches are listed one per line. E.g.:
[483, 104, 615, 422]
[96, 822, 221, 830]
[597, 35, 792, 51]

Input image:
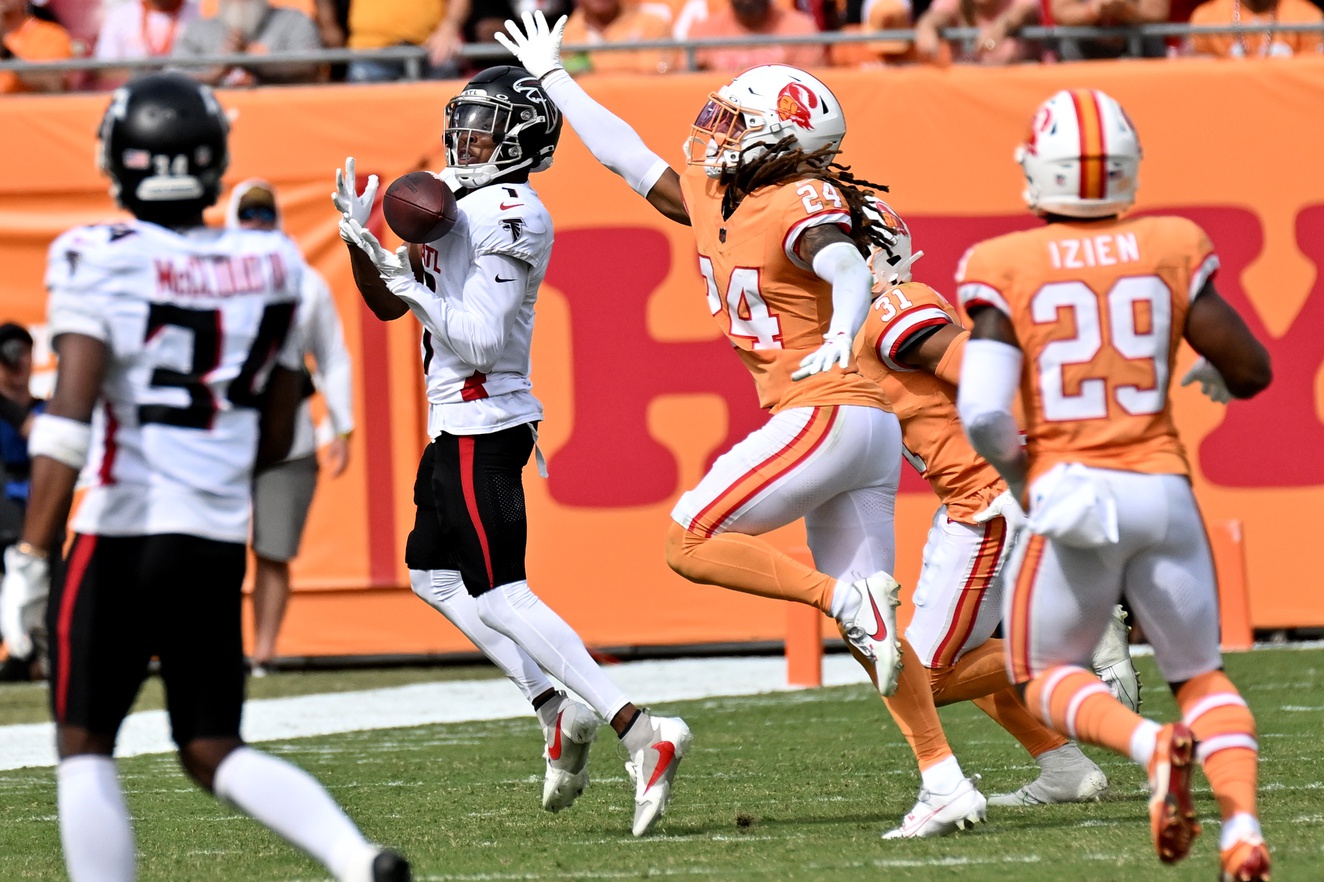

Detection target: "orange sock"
[665, 522, 836, 612]
[1024, 665, 1147, 759]
[880, 638, 953, 770]
[973, 688, 1069, 758]
[930, 639, 1014, 706]
[1176, 671, 1259, 821]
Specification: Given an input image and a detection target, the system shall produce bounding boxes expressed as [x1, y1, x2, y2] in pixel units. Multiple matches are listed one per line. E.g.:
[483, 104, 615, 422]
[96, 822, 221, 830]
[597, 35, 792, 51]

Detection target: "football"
[382, 171, 458, 244]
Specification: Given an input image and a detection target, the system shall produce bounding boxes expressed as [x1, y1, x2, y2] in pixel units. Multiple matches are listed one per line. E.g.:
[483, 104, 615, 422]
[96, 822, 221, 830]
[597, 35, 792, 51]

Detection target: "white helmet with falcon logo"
[1017, 89, 1142, 219]
[686, 65, 847, 178]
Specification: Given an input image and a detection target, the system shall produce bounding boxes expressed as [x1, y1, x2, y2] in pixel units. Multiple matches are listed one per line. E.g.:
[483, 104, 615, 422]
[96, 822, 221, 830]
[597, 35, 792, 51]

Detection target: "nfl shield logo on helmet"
[776, 83, 818, 131]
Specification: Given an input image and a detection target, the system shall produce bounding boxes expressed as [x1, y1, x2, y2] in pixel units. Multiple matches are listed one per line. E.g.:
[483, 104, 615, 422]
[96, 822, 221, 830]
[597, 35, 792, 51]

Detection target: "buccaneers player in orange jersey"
[957, 89, 1272, 880]
[499, 11, 1001, 838]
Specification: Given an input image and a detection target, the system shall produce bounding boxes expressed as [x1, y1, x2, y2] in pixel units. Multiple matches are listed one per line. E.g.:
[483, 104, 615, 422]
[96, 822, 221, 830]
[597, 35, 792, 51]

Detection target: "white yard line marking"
[0, 656, 871, 771]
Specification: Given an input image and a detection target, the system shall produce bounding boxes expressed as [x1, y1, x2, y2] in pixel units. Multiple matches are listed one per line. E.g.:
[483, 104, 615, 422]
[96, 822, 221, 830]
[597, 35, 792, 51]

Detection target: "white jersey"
[44, 220, 304, 543]
[414, 181, 552, 436]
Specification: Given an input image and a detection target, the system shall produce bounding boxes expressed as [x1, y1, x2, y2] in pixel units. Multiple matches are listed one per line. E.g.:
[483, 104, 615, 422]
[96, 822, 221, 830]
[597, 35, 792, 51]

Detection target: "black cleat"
[372, 849, 412, 882]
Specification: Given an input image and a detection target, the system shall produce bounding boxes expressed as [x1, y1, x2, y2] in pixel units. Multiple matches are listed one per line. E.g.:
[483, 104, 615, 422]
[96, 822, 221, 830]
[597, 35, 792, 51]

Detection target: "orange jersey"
[856, 281, 1003, 522]
[678, 165, 889, 413]
[956, 215, 1217, 486]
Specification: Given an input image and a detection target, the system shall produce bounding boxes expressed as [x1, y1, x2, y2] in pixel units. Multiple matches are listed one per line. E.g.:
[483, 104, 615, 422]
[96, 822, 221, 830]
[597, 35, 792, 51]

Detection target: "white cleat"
[627, 714, 692, 837]
[1092, 604, 1142, 712]
[837, 572, 903, 697]
[987, 742, 1109, 807]
[541, 697, 599, 812]
[882, 777, 987, 839]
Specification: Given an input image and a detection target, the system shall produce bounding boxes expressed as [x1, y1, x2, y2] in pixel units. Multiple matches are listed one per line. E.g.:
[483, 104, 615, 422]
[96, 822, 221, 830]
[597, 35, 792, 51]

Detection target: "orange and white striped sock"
[1024, 665, 1158, 765]
[1177, 671, 1259, 825]
[664, 522, 836, 613]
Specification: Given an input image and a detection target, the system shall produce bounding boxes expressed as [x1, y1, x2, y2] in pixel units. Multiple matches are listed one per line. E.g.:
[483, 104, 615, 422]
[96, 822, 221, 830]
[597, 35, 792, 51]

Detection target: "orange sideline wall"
[2, 59, 1322, 657]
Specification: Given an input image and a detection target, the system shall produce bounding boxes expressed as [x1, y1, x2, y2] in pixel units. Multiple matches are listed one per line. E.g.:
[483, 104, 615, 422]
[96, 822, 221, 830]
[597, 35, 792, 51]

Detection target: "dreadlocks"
[719, 138, 892, 257]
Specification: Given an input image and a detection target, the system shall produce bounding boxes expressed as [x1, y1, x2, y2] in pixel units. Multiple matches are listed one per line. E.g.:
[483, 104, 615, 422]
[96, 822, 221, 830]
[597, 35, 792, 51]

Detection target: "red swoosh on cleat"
[645, 741, 676, 789]
[866, 590, 889, 641]
[548, 711, 564, 761]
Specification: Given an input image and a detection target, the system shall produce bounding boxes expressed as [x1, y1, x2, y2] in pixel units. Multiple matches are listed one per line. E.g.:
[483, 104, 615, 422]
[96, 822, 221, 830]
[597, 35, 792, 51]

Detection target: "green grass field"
[2, 648, 1320, 881]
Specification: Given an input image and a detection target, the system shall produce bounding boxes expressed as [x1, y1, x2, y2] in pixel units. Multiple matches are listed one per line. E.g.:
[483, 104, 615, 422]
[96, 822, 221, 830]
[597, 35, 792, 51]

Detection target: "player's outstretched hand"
[792, 331, 853, 381]
[494, 10, 567, 79]
[973, 489, 1027, 532]
[1180, 357, 1231, 404]
[0, 545, 50, 661]
[332, 157, 379, 226]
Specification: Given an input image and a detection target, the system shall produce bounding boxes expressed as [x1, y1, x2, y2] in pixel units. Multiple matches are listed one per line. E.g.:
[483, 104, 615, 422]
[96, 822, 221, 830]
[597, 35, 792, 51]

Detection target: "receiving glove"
[331, 156, 379, 226]
[1180, 357, 1231, 404]
[972, 489, 1027, 533]
[353, 224, 414, 291]
[494, 10, 567, 79]
[791, 331, 853, 381]
[0, 545, 50, 661]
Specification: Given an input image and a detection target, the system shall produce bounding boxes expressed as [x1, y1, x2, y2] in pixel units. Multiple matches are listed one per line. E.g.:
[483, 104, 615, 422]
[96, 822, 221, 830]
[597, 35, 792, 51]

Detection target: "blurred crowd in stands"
[1, 0, 1322, 93]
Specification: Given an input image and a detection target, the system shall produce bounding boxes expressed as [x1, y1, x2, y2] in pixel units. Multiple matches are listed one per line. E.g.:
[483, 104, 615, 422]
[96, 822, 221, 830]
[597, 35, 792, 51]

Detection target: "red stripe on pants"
[458, 437, 495, 589]
[55, 535, 98, 722]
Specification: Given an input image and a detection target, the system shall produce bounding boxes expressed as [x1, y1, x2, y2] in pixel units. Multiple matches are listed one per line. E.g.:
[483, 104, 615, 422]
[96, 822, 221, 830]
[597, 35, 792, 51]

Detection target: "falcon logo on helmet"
[1016, 89, 1141, 219]
[776, 83, 819, 130]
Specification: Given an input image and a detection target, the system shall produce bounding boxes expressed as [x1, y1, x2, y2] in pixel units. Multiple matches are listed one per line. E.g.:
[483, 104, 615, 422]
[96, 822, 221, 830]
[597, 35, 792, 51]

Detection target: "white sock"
[1220, 812, 1262, 849]
[410, 569, 555, 702]
[919, 755, 966, 794]
[1129, 720, 1162, 767]
[57, 755, 136, 882]
[475, 580, 630, 721]
[213, 747, 376, 882]
[828, 579, 855, 620]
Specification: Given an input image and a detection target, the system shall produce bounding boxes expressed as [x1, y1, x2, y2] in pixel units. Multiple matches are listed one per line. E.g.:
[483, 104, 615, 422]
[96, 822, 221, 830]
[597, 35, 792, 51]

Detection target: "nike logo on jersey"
[499, 201, 523, 210]
[495, 274, 516, 283]
[645, 741, 676, 789]
[866, 591, 889, 641]
[548, 711, 564, 760]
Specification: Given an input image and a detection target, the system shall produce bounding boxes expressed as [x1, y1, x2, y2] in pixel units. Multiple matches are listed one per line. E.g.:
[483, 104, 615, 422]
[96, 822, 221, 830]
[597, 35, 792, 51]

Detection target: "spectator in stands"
[346, 0, 471, 81]
[226, 180, 354, 676]
[829, 0, 912, 65]
[94, 0, 201, 89]
[464, 0, 567, 66]
[0, 0, 74, 93]
[560, 0, 676, 73]
[914, 0, 1039, 63]
[0, 322, 46, 681]
[1186, 0, 1323, 55]
[173, 0, 323, 85]
[1048, 0, 1169, 58]
[688, 0, 825, 70]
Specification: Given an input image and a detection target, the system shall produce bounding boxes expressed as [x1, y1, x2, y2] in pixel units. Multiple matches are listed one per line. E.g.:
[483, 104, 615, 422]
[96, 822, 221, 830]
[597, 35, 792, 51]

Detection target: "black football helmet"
[444, 65, 562, 189]
[97, 72, 230, 225]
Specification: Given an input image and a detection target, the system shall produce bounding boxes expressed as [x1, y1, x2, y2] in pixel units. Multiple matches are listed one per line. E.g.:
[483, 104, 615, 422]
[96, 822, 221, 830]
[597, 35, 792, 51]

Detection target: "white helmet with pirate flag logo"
[1016, 89, 1142, 220]
[686, 64, 847, 178]
[862, 196, 923, 288]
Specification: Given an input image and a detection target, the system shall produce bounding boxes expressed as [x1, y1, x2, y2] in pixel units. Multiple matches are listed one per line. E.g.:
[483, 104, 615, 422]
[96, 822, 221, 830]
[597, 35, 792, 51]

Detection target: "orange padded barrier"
[3, 59, 1323, 657]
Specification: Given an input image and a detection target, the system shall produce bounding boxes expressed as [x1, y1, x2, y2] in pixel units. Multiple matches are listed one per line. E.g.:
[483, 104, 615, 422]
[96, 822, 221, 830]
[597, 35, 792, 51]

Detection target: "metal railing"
[1, 21, 1321, 81]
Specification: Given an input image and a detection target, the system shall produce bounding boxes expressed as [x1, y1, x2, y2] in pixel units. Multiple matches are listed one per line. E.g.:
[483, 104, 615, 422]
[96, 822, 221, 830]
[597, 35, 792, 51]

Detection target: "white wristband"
[28, 412, 92, 471]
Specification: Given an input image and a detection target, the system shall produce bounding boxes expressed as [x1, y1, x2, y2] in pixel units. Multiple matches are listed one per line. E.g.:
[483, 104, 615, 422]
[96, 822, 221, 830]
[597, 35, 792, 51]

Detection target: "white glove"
[493, 10, 567, 79]
[1, 545, 50, 661]
[436, 167, 462, 193]
[331, 156, 379, 226]
[1180, 357, 1231, 404]
[972, 489, 1027, 533]
[339, 215, 367, 248]
[791, 331, 853, 381]
[353, 224, 414, 291]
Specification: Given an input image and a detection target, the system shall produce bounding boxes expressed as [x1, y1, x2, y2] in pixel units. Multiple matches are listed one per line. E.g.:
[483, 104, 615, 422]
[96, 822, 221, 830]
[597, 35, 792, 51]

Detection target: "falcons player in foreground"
[0, 74, 409, 882]
[333, 66, 691, 838]
[957, 89, 1272, 880]
[853, 201, 1155, 830]
[495, 14, 1005, 838]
